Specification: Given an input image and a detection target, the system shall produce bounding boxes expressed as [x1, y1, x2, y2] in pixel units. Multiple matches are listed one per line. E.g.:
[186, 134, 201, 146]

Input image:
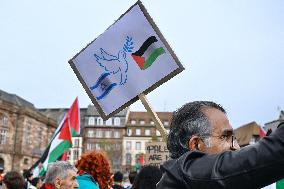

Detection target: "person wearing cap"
[157, 101, 284, 189]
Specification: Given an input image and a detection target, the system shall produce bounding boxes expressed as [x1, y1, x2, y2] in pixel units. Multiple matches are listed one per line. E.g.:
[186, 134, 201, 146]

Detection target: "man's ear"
[188, 136, 201, 151]
[54, 177, 61, 189]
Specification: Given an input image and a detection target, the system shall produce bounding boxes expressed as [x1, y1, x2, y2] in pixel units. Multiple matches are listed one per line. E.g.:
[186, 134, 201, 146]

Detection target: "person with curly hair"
[76, 151, 113, 189]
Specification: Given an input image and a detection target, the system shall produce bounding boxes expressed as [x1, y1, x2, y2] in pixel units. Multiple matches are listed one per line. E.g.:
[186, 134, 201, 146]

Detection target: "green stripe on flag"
[48, 141, 71, 163]
[144, 47, 165, 70]
[277, 179, 284, 189]
[71, 127, 78, 136]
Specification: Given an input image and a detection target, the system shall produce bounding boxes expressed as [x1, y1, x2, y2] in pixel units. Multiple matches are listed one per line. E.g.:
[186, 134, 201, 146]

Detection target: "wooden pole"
[138, 93, 167, 142]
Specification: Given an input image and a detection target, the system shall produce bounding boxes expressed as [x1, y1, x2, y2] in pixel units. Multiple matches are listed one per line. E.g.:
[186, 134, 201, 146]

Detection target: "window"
[73, 149, 79, 160]
[136, 129, 141, 136]
[126, 141, 131, 150]
[105, 144, 111, 151]
[96, 130, 103, 138]
[0, 130, 8, 145]
[105, 118, 112, 126]
[126, 153, 132, 165]
[3, 116, 8, 127]
[74, 139, 80, 147]
[95, 143, 100, 150]
[156, 130, 161, 136]
[87, 143, 94, 150]
[139, 120, 145, 125]
[131, 120, 136, 125]
[23, 158, 29, 165]
[114, 131, 120, 138]
[97, 117, 104, 126]
[36, 127, 42, 148]
[105, 131, 112, 138]
[114, 118, 121, 126]
[87, 130, 94, 137]
[25, 122, 32, 145]
[115, 144, 121, 150]
[88, 117, 95, 126]
[127, 128, 132, 136]
[164, 121, 169, 126]
[135, 142, 141, 150]
[145, 129, 151, 136]
[150, 120, 154, 125]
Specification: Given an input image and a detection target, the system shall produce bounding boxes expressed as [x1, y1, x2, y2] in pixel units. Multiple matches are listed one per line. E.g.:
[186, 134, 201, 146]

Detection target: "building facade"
[83, 105, 128, 172]
[67, 136, 83, 165]
[264, 111, 284, 131]
[0, 90, 56, 172]
[122, 111, 172, 172]
[234, 121, 262, 147]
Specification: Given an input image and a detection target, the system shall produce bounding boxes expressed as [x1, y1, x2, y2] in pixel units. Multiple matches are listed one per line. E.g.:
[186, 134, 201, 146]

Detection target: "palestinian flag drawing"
[131, 36, 165, 70]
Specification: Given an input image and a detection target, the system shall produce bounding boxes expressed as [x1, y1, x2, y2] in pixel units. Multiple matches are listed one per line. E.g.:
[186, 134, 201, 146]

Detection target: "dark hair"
[3, 171, 25, 189]
[128, 171, 137, 184]
[132, 165, 162, 189]
[23, 169, 33, 179]
[31, 177, 40, 187]
[167, 101, 226, 159]
[113, 171, 123, 182]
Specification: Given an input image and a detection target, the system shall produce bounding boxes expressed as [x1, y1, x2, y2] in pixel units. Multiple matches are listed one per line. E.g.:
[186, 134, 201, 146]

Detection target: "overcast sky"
[0, 0, 283, 128]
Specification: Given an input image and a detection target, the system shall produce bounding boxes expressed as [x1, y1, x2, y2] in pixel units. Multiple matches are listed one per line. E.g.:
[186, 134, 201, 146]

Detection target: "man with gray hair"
[157, 101, 284, 189]
[42, 161, 78, 189]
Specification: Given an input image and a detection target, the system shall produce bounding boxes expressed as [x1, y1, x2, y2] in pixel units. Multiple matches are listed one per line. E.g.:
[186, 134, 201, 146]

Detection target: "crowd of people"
[1, 101, 284, 189]
[0, 151, 162, 189]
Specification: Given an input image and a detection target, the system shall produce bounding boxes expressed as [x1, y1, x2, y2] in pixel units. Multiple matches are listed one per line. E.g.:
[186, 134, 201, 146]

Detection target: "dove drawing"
[89, 36, 134, 101]
[94, 48, 129, 85]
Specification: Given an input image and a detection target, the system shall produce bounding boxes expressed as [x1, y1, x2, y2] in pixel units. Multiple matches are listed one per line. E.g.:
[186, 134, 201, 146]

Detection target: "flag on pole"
[30, 98, 80, 177]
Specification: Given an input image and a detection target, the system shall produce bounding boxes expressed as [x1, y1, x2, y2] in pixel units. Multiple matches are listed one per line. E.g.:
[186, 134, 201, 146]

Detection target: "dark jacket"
[157, 122, 284, 189]
[112, 184, 125, 189]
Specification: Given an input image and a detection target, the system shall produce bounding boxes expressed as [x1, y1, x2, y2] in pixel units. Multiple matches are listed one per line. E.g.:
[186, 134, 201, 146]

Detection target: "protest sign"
[69, 1, 184, 120]
[145, 141, 170, 166]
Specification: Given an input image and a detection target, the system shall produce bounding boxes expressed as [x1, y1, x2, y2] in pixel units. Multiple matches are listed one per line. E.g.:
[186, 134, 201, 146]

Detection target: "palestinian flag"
[131, 36, 165, 70]
[31, 98, 80, 177]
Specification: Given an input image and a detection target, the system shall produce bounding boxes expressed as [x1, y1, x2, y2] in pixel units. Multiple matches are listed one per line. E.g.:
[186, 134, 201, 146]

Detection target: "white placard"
[69, 2, 184, 119]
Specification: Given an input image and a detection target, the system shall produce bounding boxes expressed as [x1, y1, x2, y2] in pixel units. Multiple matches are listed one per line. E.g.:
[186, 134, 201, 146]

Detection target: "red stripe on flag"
[60, 151, 68, 161]
[68, 97, 80, 135]
[131, 54, 145, 69]
[59, 119, 72, 145]
[259, 126, 266, 138]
